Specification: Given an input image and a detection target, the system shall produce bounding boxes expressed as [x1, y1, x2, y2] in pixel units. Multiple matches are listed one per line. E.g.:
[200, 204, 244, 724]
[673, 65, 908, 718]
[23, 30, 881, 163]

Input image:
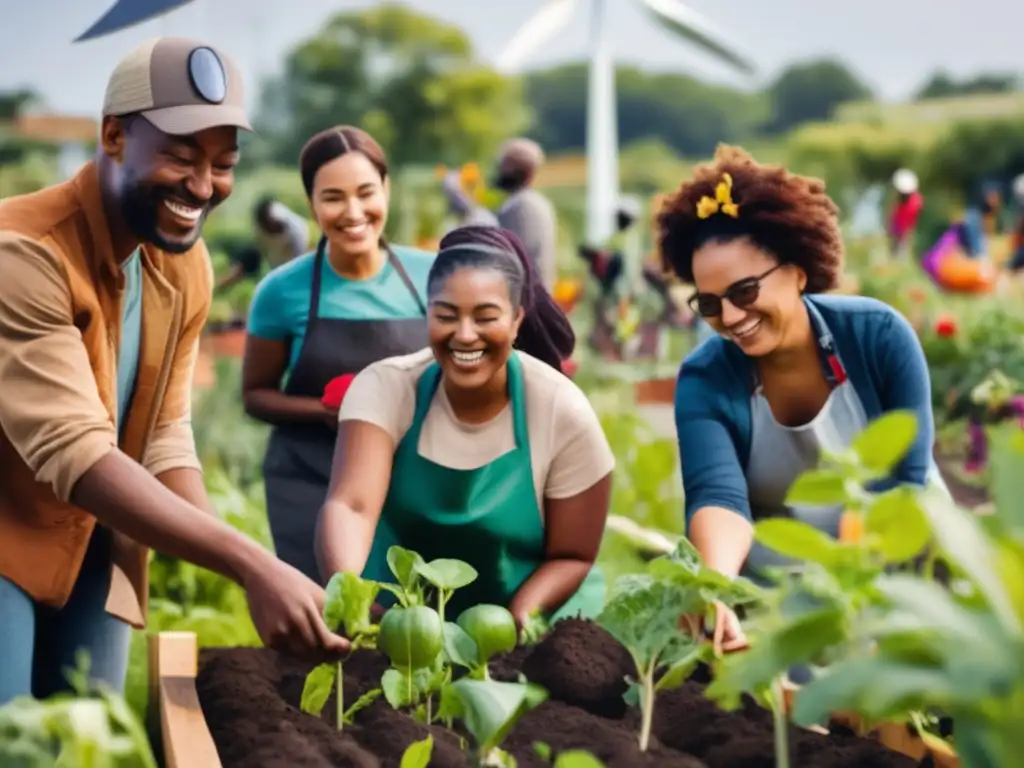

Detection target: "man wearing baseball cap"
[0, 37, 347, 705]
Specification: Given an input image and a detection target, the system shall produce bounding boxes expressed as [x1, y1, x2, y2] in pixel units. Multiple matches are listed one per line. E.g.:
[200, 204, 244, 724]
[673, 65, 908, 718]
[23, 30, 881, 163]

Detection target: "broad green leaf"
[400, 735, 433, 768]
[654, 643, 709, 692]
[850, 411, 918, 474]
[415, 558, 478, 590]
[785, 470, 846, 506]
[381, 668, 414, 709]
[919, 484, 1021, 636]
[300, 663, 337, 716]
[874, 574, 1008, 653]
[324, 572, 381, 636]
[443, 622, 480, 669]
[865, 487, 931, 562]
[792, 660, 954, 727]
[387, 546, 426, 590]
[555, 750, 607, 767]
[447, 679, 548, 751]
[597, 575, 700, 669]
[754, 519, 839, 566]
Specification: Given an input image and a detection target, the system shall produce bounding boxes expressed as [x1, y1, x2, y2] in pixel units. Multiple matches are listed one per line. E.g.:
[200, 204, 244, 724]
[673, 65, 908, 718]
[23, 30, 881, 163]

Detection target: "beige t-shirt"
[339, 348, 615, 512]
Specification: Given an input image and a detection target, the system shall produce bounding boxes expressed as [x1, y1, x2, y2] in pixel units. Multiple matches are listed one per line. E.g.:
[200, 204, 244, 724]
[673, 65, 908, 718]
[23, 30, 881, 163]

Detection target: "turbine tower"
[496, 0, 756, 245]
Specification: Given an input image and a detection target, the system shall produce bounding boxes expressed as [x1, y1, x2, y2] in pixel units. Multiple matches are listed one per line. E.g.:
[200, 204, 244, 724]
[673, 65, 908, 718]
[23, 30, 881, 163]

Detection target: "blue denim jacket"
[675, 294, 934, 526]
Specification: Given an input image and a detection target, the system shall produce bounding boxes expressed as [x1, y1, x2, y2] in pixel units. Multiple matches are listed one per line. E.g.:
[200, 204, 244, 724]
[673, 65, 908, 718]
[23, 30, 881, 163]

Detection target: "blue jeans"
[0, 527, 132, 705]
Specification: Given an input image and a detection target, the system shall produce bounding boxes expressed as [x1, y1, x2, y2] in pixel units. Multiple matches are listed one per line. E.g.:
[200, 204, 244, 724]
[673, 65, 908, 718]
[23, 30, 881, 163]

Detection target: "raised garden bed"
[165, 620, 931, 767]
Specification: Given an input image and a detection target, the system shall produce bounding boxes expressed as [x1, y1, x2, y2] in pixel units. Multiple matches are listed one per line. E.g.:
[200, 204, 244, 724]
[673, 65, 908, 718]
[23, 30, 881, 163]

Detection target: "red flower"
[561, 359, 579, 378]
[935, 315, 957, 338]
[322, 373, 356, 409]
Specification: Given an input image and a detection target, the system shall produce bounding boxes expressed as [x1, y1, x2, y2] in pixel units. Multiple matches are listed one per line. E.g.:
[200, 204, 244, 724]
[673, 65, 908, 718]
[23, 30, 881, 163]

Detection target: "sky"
[0, 0, 1020, 118]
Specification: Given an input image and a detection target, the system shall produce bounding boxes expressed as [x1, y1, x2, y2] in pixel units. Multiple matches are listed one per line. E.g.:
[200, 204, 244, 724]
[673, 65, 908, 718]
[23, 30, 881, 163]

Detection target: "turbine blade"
[638, 0, 756, 76]
[75, 0, 197, 42]
[496, 0, 578, 74]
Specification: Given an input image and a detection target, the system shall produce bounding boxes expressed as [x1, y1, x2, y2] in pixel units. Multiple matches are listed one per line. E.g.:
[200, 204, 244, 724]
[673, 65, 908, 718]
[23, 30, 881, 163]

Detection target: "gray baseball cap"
[102, 36, 251, 135]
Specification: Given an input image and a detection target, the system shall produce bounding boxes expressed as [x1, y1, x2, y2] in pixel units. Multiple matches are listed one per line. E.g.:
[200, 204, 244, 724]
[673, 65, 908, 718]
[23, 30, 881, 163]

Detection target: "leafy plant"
[0, 652, 157, 768]
[438, 678, 548, 767]
[708, 410, 1024, 768]
[300, 572, 383, 730]
[598, 539, 760, 751]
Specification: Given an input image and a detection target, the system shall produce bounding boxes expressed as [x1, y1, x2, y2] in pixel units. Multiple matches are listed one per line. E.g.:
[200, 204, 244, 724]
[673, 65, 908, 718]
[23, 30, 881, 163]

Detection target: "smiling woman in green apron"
[242, 126, 433, 583]
[316, 226, 614, 624]
[658, 146, 943, 654]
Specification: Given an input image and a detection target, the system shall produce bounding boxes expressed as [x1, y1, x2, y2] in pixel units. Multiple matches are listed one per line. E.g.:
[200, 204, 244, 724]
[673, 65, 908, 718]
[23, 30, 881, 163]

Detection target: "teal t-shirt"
[117, 249, 143, 433]
[247, 245, 435, 370]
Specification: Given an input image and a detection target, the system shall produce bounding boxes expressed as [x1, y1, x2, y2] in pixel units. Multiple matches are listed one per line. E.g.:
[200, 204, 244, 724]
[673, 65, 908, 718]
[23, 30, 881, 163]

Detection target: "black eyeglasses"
[688, 264, 783, 318]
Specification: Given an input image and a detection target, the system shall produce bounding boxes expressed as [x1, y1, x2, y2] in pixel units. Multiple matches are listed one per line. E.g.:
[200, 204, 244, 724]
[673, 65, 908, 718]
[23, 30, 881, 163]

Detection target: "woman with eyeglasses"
[658, 145, 939, 650]
[242, 126, 434, 584]
[315, 226, 613, 625]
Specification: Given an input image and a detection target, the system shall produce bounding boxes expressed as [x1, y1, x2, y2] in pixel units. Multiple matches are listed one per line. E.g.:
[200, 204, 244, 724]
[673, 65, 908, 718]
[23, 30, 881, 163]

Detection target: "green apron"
[362, 352, 605, 620]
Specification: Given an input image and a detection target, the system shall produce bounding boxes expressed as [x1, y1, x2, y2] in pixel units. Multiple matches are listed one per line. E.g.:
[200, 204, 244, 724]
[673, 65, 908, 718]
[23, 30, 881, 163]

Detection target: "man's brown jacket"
[0, 160, 211, 627]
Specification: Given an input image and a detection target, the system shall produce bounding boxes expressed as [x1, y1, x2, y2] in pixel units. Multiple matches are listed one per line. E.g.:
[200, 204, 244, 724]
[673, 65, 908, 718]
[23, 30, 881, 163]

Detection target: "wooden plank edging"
[148, 632, 222, 768]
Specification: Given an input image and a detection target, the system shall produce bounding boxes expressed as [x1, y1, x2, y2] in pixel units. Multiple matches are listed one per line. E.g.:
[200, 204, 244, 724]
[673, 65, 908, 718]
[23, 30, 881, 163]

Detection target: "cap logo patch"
[188, 47, 226, 103]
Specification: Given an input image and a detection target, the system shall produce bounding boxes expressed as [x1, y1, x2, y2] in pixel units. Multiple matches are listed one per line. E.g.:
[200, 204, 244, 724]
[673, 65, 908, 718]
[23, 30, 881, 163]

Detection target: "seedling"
[381, 546, 479, 624]
[300, 572, 383, 730]
[438, 678, 548, 767]
[599, 540, 761, 752]
[444, 604, 519, 681]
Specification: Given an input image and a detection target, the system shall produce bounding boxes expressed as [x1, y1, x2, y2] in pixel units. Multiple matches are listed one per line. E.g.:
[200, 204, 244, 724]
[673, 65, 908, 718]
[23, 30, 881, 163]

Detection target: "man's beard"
[119, 177, 217, 254]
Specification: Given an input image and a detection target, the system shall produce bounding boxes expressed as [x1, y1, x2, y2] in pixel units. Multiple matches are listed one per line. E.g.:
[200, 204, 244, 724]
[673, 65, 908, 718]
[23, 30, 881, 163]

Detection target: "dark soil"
[196, 619, 923, 768]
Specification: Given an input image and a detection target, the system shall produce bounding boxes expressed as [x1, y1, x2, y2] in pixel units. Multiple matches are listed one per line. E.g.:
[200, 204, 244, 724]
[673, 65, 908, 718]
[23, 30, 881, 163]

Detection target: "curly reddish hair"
[656, 144, 844, 293]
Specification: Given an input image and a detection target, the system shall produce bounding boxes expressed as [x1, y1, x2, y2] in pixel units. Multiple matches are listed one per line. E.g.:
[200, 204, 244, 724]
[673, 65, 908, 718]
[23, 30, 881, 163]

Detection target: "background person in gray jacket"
[494, 138, 558, 290]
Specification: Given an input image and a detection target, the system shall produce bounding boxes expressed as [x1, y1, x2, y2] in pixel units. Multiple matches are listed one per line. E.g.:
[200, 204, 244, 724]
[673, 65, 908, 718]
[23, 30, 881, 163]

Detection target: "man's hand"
[241, 554, 350, 661]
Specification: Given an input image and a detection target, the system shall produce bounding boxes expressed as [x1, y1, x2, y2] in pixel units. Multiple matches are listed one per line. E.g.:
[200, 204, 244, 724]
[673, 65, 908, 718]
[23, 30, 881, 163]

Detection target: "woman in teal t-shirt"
[242, 126, 433, 583]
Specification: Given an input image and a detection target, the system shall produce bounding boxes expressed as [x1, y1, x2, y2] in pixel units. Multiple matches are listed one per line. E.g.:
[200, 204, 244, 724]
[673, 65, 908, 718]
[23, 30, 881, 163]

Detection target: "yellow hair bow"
[696, 173, 739, 219]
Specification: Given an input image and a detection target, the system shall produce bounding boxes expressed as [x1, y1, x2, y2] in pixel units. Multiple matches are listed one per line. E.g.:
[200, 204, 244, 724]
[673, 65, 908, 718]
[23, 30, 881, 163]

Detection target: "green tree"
[258, 4, 529, 168]
[914, 70, 1020, 100]
[766, 58, 873, 134]
[523, 63, 766, 158]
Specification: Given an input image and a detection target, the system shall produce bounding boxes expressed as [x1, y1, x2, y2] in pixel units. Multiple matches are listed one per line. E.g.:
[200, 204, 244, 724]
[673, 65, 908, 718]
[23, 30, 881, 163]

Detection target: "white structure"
[496, 0, 756, 245]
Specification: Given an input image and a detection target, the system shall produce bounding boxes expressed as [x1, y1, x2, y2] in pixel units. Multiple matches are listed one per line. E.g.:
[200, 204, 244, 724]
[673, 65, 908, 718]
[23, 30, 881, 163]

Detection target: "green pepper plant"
[597, 539, 761, 752]
[300, 572, 383, 730]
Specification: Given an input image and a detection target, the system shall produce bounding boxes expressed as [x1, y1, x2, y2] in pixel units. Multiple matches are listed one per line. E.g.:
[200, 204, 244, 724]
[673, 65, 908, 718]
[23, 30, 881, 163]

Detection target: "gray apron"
[263, 240, 428, 583]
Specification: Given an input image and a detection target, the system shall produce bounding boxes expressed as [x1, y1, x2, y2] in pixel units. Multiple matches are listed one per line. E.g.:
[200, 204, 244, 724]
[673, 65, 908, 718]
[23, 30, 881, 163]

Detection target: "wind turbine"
[496, 0, 757, 245]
